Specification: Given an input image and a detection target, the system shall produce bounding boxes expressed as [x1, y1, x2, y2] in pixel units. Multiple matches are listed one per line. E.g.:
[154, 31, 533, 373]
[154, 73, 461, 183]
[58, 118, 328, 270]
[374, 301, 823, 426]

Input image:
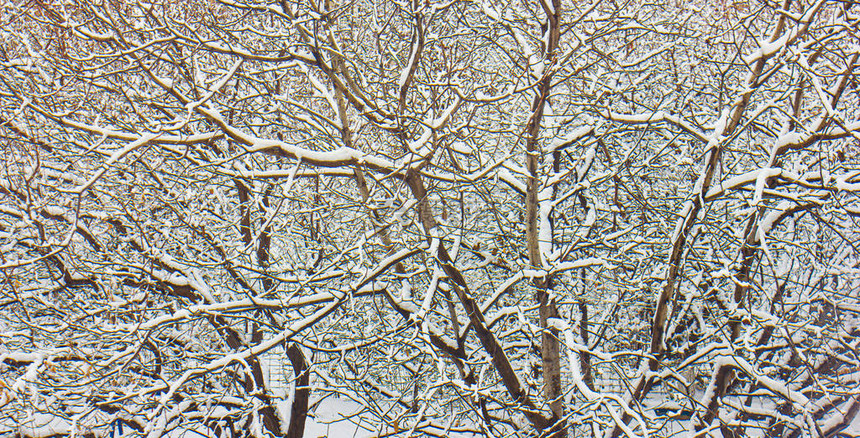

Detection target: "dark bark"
[285, 343, 310, 438]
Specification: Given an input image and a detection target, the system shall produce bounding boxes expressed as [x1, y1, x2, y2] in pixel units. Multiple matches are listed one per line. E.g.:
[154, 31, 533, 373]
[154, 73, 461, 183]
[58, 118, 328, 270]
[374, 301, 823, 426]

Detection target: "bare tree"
[0, 0, 858, 437]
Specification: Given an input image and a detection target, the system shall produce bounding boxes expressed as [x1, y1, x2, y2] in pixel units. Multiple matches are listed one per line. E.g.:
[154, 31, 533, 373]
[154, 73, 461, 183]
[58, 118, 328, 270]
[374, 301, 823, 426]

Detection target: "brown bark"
[696, 44, 858, 435]
[613, 2, 817, 435]
[522, 0, 564, 430]
[404, 169, 553, 431]
[285, 343, 310, 438]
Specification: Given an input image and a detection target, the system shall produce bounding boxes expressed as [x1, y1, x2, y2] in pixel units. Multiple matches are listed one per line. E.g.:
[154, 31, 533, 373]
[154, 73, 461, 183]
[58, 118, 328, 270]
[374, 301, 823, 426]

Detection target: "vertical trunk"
[523, 0, 563, 430]
[285, 343, 310, 438]
[232, 174, 286, 435]
[578, 299, 593, 390]
[537, 287, 563, 421]
[257, 185, 273, 293]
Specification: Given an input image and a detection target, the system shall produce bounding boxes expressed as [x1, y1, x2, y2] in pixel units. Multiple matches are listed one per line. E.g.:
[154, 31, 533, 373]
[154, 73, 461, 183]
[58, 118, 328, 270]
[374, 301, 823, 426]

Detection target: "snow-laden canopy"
[0, 0, 858, 436]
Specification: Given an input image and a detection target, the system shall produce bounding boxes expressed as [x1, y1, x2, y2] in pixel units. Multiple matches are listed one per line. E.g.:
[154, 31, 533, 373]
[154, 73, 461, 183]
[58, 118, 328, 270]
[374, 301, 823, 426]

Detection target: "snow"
[669, 201, 692, 245]
[74, 132, 159, 194]
[713, 355, 810, 407]
[752, 167, 781, 206]
[602, 223, 638, 244]
[621, 41, 677, 68]
[577, 147, 595, 181]
[559, 318, 650, 438]
[743, 33, 790, 64]
[449, 141, 472, 155]
[480, 0, 500, 21]
[11, 354, 43, 393]
[419, 267, 443, 317]
[522, 257, 604, 278]
[0, 414, 71, 438]
[538, 0, 554, 14]
[307, 74, 339, 127]
[711, 109, 730, 137]
[549, 126, 593, 152]
[0, 352, 45, 364]
[835, 171, 860, 192]
[755, 200, 791, 243]
[798, 52, 837, 117]
[819, 400, 860, 436]
[848, 404, 860, 435]
[397, 44, 419, 95]
[408, 128, 434, 155]
[607, 111, 708, 142]
[496, 168, 527, 193]
[537, 187, 554, 267]
[303, 396, 375, 437]
[480, 271, 523, 313]
[408, 98, 462, 155]
[202, 106, 398, 174]
[608, 110, 666, 123]
[774, 129, 802, 150]
[4, 4, 858, 438]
